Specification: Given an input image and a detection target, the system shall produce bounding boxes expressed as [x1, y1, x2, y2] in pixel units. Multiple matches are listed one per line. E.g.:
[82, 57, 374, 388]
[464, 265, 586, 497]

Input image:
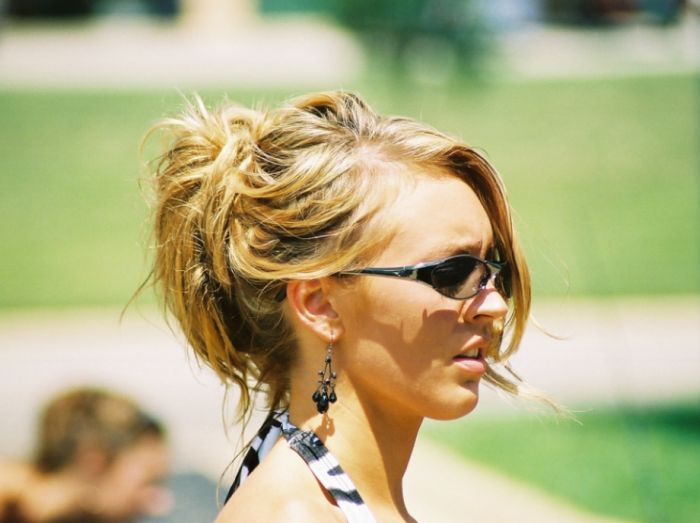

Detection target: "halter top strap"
[228, 410, 377, 523]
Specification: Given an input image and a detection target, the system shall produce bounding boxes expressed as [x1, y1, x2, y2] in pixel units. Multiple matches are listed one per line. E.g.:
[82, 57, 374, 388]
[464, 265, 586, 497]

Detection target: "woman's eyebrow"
[426, 240, 484, 259]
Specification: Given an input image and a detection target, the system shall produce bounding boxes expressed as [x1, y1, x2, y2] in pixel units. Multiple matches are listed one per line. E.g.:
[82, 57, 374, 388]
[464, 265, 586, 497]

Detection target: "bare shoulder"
[216, 441, 344, 523]
[0, 459, 33, 512]
[0, 459, 32, 492]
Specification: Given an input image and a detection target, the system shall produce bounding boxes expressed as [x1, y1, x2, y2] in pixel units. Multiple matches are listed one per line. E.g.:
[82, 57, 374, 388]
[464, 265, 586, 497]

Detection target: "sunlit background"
[1, 1, 698, 522]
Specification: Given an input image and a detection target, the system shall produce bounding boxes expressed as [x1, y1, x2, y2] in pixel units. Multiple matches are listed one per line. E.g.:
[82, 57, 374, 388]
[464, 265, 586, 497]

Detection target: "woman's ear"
[285, 278, 343, 342]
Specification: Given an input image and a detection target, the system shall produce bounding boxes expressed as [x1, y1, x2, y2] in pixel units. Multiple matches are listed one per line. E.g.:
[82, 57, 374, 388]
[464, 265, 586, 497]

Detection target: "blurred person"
[0, 388, 172, 522]
[145, 90, 552, 522]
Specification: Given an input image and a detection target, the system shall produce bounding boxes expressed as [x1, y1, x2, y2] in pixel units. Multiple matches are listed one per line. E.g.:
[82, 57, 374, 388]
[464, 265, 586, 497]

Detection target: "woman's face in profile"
[332, 168, 509, 421]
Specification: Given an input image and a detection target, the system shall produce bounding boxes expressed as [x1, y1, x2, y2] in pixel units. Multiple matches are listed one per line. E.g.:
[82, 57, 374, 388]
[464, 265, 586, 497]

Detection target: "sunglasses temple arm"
[486, 260, 506, 274]
[342, 267, 418, 279]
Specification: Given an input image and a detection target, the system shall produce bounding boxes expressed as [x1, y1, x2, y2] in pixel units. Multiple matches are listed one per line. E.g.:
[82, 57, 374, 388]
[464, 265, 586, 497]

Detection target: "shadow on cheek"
[349, 306, 462, 371]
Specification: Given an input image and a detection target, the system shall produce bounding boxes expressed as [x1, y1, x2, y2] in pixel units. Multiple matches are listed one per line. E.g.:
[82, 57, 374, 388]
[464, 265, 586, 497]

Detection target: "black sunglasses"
[337, 253, 511, 300]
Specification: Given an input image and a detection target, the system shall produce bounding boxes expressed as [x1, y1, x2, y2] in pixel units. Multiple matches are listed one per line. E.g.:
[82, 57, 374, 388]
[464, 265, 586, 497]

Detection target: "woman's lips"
[452, 350, 486, 376]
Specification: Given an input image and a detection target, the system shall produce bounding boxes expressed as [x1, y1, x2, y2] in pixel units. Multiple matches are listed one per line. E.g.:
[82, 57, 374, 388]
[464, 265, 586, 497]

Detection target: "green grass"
[424, 400, 700, 523]
[0, 89, 288, 308]
[1, 73, 698, 308]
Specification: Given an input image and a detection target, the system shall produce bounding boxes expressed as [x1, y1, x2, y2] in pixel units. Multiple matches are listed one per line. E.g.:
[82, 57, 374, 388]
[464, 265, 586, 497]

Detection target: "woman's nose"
[463, 285, 508, 323]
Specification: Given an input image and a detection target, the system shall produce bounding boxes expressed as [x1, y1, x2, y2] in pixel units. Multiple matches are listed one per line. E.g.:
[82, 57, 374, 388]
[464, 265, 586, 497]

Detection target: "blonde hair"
[145, 90, 535, 421]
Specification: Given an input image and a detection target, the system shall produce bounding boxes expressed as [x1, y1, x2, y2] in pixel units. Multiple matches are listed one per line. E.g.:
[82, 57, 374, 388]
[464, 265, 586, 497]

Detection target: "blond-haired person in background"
[0, 388, 171, 522]
[146, 91, 537, 522]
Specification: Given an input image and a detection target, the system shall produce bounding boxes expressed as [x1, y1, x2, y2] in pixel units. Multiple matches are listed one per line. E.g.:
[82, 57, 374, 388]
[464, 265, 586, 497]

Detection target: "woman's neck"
[289, 388, 422, 520]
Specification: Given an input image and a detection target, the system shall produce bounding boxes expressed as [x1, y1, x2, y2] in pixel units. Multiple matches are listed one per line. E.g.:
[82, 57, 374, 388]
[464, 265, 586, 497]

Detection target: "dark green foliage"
[260, 0, 491, 74]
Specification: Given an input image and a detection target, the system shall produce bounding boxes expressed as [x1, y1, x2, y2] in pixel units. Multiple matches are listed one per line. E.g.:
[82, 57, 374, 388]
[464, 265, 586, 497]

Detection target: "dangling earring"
[312, 338, 337, 414]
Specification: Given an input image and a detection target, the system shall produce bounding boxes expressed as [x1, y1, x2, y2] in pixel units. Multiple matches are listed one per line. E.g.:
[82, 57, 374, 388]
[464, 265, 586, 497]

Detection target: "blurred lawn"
[424, 400, 700, 523]
[0, 73, 697, 308]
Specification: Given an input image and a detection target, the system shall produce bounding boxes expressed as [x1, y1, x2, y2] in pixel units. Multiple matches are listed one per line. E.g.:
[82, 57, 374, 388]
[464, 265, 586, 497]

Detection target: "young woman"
[146, 91, 535, 522]
[0, 388, 171, 523]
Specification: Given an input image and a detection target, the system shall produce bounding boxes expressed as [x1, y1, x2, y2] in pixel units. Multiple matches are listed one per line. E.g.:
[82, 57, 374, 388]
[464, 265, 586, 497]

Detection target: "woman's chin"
[429, 384, 480, 421]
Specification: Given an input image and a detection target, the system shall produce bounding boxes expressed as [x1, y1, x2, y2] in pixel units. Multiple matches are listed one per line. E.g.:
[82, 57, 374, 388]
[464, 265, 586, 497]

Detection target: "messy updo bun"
[145, 91, 532, 420]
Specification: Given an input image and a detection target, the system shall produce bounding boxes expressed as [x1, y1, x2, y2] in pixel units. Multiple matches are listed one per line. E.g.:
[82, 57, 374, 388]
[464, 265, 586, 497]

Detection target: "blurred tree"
[342, 0, 488, 73]
[260, 0, 491, 79]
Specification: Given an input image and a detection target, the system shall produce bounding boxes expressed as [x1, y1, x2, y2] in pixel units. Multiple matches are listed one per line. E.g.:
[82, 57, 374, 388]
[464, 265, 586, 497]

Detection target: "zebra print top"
[226, 410, 377, 522]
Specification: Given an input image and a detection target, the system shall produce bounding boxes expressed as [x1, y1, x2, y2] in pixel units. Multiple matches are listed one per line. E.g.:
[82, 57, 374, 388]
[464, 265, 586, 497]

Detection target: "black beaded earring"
[312, 338, 337, 414]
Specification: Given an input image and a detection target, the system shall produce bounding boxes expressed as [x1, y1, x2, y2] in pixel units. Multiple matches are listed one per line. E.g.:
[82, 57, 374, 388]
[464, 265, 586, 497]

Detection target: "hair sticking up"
[144, 90, 549, 424]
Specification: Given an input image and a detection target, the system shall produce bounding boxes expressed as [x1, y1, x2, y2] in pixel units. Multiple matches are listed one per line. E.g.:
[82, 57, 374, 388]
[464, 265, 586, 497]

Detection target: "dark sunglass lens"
[431, 257, 479, 298]
[497, 265, 513, 298]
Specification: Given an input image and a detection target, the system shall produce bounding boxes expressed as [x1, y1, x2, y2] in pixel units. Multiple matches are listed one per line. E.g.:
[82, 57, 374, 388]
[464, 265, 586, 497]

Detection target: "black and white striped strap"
[227, 410, 377, 522]
[226, 411, 283, 501]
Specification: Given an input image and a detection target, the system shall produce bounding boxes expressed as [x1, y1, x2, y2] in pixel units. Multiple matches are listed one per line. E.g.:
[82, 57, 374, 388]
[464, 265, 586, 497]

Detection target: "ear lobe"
[286, 278, 342, 341]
